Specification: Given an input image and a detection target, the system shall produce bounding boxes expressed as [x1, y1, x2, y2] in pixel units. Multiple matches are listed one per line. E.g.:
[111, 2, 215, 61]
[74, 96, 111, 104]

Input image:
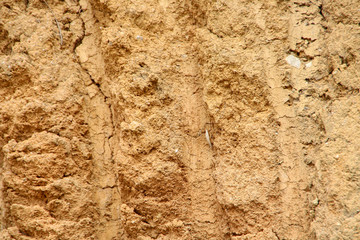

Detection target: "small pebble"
[286, 55, 301, 69]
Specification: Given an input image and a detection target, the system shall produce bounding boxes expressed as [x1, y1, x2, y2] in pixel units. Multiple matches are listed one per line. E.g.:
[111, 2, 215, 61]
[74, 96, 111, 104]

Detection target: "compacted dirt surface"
[0, 0, 360, 239]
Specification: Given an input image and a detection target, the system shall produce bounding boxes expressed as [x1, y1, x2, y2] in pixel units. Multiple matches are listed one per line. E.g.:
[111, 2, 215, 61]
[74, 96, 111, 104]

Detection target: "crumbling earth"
[1, 0, 360, 239]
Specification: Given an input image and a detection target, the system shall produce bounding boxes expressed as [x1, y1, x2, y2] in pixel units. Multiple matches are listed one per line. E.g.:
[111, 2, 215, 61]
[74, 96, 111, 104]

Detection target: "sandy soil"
[0, 0, 360, 239]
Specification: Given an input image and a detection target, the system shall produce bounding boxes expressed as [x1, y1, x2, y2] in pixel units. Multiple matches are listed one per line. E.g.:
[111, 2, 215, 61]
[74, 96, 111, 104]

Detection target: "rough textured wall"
[0, 0, 359, 239]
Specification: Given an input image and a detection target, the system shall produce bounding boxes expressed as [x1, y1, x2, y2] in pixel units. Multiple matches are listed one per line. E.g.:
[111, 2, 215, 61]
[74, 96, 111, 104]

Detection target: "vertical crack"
[318, 4, 325, 20]
[74, 4, 115, 164]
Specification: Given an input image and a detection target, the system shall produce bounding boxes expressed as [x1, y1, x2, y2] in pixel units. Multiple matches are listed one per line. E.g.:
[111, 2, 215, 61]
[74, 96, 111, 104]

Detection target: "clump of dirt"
[1, 0, 359, 239]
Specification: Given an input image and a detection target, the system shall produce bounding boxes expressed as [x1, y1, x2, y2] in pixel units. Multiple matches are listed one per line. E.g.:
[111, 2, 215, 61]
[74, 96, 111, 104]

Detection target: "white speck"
[275, 132, 278, 135]
[335, 154, 339, 159]
[305, 61, 312, 68]
[175, 149, 178, 153]
[205, 129, 212, 149]
[136, 35, 143, 41]
[286, 55, 301, 69]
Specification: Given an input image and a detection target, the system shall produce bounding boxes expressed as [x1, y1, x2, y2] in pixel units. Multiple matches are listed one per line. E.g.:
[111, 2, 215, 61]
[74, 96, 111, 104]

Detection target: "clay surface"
[1, 0, 360, 239]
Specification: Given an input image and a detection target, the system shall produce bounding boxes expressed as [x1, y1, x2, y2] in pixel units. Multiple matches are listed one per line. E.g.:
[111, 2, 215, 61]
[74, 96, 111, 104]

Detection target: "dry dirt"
[0, 0, 360, 239]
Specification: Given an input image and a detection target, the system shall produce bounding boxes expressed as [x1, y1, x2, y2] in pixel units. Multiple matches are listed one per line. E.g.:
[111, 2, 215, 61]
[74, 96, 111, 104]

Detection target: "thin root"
[42, 0, 63, 45]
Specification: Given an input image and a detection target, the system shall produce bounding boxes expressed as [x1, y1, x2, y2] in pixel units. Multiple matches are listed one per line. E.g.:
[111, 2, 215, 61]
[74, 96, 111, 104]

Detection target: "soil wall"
[0, 0, 359, 239]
